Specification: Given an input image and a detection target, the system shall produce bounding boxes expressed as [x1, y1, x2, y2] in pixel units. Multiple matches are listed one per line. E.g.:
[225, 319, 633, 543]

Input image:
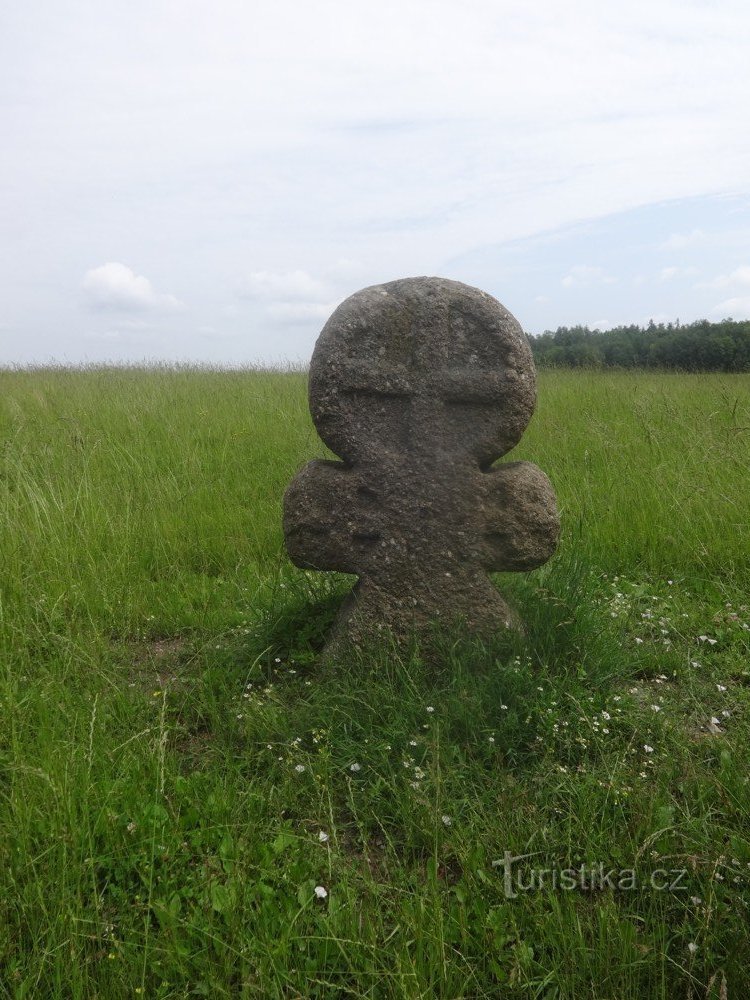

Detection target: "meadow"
[1, 366, 749, 998]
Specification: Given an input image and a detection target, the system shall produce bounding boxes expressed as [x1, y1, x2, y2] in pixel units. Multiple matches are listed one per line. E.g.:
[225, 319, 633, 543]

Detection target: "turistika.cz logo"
[494, 852, 689, 899]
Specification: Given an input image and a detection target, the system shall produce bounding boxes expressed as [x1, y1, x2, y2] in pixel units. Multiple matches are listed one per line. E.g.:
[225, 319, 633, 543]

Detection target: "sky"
[2, 0, 750, 365]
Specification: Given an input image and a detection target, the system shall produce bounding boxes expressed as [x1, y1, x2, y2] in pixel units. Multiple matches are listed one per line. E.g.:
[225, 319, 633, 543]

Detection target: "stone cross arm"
[284, 457, 559, 578]
[283, 460, 365, 575]
[479, 461, 559, 572]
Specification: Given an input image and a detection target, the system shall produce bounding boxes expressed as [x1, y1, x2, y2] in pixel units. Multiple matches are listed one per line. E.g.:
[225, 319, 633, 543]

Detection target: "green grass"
[1, 366, 748, 998]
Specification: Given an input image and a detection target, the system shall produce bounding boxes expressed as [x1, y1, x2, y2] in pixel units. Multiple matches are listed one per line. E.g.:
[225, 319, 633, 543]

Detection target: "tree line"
[528, 318, 750, 372]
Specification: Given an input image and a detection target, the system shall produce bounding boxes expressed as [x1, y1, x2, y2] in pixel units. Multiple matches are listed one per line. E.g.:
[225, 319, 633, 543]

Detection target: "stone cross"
[283, 277, 560, 657]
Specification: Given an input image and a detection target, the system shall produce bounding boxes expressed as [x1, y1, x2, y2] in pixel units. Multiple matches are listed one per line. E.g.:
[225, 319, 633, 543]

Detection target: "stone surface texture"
[283, 276, 560, 656]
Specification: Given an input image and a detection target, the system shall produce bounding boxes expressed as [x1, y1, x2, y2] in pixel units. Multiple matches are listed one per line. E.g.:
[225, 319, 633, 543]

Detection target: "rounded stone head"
[308, 276, 537, 467]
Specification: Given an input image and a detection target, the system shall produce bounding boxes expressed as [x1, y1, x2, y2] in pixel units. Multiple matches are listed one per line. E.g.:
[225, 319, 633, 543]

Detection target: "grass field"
[1, 366, 749, 998]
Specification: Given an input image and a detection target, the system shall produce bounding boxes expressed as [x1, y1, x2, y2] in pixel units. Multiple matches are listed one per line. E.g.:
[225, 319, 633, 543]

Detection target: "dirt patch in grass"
[123, 634, 197, 690]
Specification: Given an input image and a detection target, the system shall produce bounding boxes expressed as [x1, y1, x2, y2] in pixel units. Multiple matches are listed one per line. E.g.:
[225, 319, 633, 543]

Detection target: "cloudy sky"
[2, 0, 750, 364]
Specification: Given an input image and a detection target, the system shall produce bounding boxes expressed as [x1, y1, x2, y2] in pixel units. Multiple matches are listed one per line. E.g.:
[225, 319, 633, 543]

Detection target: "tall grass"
[1, 366, 748, 997]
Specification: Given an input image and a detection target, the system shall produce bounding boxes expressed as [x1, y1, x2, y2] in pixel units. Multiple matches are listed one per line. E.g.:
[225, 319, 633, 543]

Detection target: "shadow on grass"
[179, 553, 640, 779]
[248, 551, 620, 679]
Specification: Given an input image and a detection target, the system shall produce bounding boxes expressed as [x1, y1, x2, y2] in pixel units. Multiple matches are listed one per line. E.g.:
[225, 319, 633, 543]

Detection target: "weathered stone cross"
[283, 277, 559, 657]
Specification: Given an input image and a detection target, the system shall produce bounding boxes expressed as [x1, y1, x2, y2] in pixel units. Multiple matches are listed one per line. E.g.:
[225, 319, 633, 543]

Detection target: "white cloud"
[239, 268, 341, 326]
[240, 269, 329, 302]
[711, 296, 750, 319]
[702, 265, 750, 290]
[82, 263, 183, 312]
[659, 266, 679, 282]
[660, 229, 705, 251]
[640, 312, 674, 327]
[561, 265, 616, 288]
[266, 301, 339, 322]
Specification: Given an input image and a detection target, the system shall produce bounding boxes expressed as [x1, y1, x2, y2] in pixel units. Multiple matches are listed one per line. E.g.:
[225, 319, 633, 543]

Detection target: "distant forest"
[528, 318, 750, 372]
